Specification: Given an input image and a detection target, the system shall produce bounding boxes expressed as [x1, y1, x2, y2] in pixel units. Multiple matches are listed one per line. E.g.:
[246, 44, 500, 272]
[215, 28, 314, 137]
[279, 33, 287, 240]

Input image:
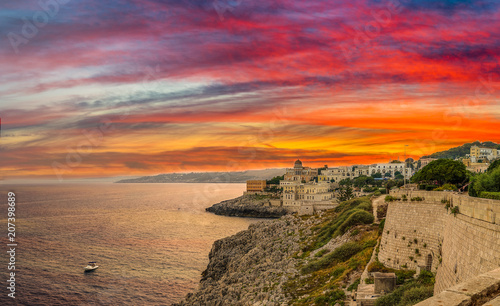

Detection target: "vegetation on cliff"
[176, 196, 381, 305]
[284, 197, 379, 305]
[375, 270, 435, 306]
[421, 141, 499, 159]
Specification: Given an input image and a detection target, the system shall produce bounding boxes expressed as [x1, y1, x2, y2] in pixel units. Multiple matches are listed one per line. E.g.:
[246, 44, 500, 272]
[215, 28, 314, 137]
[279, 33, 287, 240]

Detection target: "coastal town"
[186, 141, 500, 306]
[244, 144, 500, 214]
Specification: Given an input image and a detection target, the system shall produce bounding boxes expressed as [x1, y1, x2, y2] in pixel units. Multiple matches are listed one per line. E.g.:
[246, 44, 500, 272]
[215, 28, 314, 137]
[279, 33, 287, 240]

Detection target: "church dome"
[294, 159, 303, 168]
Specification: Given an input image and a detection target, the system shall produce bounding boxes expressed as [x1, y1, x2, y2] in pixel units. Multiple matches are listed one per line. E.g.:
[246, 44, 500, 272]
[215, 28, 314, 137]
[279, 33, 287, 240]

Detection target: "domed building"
[294, 159, 303, 168]
[283, 159, 318, 182]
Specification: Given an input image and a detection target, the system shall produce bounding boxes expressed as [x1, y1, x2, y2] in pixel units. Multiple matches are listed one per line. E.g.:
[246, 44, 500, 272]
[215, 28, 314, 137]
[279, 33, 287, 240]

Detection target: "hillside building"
[246, 180, 267, 192]
[470, 145, 499, 162]
[281, 181, 336, 214]
[369, 163, 413, 178]
[419, 157, 437, 168]
[283, 159, 319, 182]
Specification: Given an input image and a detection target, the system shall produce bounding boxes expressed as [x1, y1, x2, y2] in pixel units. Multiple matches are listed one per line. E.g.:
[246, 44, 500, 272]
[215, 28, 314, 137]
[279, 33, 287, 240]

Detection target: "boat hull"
[84, 266, 99, 272]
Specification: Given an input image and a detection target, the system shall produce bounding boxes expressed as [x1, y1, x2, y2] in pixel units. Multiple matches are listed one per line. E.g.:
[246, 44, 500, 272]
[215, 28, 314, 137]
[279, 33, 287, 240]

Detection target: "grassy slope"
[284, 197, 380, 305]
[282, 196, 435, 306]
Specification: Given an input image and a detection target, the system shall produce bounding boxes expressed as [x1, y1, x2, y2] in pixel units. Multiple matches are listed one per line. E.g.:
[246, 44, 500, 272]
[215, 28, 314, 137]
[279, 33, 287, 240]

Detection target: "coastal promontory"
[205, 193, 288, 218]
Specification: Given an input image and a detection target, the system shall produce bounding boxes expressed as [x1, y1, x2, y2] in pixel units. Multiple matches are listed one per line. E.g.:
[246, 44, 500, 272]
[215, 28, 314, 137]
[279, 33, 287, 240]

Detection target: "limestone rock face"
[206, 195, 288, 218]
[173, 215, 305, 305]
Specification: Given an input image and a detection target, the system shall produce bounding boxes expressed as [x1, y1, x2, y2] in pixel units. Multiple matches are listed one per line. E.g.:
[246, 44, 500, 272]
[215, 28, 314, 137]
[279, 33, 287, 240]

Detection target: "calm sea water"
[0, 183, 257, 305]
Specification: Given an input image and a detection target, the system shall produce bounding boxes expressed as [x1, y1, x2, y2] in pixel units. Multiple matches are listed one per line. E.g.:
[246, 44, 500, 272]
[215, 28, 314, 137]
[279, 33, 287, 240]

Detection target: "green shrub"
[399, 286, 434, 305]
[363, 240, 377, 248]
[356, 202, 372, 212]
[375, 275, 434, 306]
[479, 191, 500, 200]
[314, 249, 329, 258]
[434, 183, 457, 191]
[470, 167, 500, 196]
[301, 242, 363, 274]
[331, 242, 364, 262]
[313, 289, 345, 305]
[378, 218, 385, 233]
[347, 278, 360, 291]
[395, 270, 416, 285]
[374, 190, 382, 196]
[336, 210, 374, 235]
[451, 206, 459, 216]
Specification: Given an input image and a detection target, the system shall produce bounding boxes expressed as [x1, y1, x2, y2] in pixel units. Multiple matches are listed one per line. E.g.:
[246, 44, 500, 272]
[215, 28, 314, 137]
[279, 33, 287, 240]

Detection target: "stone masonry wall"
[434, 213, 500, 294]
[389, 190, 499, 224]
[379, 191, 500, 295]
[379, 202, 447, 273]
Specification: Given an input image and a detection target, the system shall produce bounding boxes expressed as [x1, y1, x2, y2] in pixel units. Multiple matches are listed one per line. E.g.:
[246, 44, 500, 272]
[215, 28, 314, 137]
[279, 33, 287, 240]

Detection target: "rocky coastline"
[175, 197, 380, 305]
[205, 194, 288, 218]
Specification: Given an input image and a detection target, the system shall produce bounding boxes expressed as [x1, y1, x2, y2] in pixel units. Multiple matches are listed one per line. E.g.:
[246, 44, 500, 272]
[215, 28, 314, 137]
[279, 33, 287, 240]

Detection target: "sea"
[0, 183, 259, 305]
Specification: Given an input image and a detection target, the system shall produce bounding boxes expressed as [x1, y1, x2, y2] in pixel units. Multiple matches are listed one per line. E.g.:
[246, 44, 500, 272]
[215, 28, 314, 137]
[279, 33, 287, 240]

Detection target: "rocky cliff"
[175, 197, 380, 306]
[205, 194, 288, 218]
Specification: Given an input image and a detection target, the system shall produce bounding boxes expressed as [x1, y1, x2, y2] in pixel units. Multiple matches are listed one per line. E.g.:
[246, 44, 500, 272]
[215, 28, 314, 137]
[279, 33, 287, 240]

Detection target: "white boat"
[84, 262, 99, 272]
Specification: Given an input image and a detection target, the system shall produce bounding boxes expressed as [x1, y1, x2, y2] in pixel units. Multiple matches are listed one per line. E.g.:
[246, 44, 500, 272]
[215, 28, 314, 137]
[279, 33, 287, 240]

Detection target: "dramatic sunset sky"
[1, 0, 500, 179]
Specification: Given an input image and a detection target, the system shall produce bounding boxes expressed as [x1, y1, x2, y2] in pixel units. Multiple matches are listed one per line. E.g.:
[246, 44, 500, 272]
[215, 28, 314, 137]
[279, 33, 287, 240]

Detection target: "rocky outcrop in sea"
[205, 194, 288, 218]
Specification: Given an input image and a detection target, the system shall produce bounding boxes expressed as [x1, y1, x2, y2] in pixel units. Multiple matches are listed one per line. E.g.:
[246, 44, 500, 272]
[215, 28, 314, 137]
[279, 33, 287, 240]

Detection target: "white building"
[369, 163, 413, 178]
[318, 165, 369, 182]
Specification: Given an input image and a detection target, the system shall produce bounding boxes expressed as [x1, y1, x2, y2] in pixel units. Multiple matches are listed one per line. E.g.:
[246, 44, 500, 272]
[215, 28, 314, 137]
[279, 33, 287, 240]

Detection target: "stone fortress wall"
[378, 190, 500, 295]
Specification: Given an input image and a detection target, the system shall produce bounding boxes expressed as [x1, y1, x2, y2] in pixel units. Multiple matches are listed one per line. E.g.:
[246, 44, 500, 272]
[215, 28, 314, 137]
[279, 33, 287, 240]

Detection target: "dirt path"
[371, 195, 384, 223]
[359, 196, 384, 285]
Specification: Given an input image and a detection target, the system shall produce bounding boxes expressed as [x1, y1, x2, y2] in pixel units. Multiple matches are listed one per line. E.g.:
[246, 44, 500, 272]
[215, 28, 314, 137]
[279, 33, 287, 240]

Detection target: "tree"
[395, 174, 404, 180]
[353, 175, 372, 187]
[338, 184, 354, 201]
[411, 159, 467, 186]
[371, 173, 382, 179]
[385, 180, 398, 194]
[470, 167, 500, 196]
[487, 159, 500, 173]
[384, 172, 392, 177]
[339, 178, 352, 186]
[266, 175, 284, 185]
